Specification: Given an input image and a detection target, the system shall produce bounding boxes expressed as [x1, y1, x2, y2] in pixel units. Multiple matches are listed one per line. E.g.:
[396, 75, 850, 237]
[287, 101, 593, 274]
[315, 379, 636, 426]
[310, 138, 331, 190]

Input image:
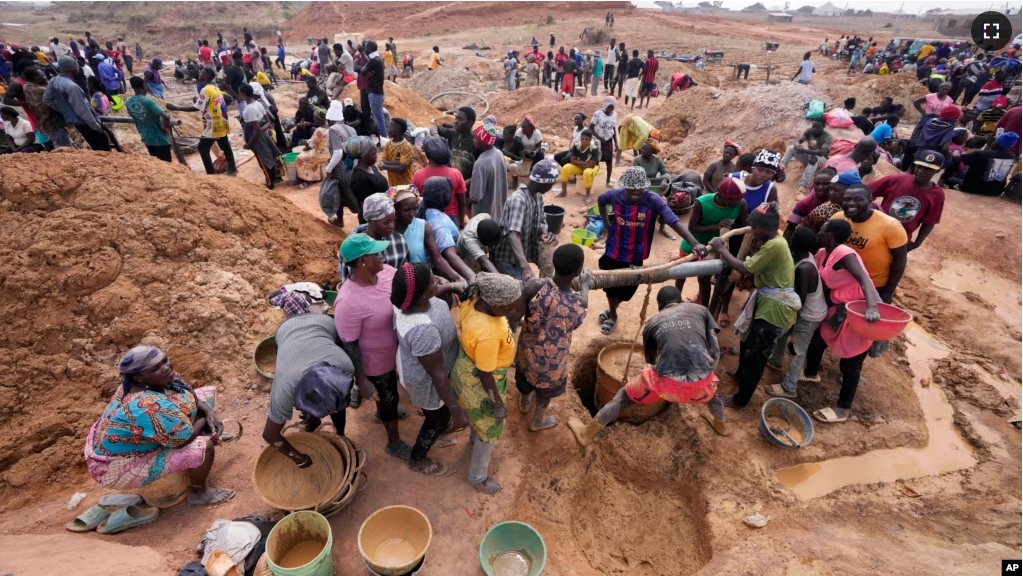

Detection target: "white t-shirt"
[515, 127, 543, 155]
[3, 118, 33, 147]
[241, 100, 267, 124]
[606, 47, 617, 66]
[797, 60, 815, 82]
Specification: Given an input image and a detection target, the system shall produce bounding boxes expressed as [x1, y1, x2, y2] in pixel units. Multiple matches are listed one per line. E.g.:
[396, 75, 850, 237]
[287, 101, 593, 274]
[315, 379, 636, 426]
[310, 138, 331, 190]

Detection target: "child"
[88, 77, 110, 115]
[764, 227, 827, 399]
[515, 244, 589, 431]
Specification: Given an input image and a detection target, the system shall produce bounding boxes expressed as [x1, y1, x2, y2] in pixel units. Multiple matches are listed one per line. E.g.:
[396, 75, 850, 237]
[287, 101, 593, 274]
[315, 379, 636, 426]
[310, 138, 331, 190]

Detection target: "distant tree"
[924, 7, 943, 14]
[844, 8, 855, 15]
[796, 5, 815, 13]
[884, 22, 893, 28]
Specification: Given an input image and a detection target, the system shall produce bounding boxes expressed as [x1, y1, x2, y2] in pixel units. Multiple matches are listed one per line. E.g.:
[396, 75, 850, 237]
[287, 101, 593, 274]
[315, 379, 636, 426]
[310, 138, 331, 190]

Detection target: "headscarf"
[938, 105, 961, 121]
[343, 136, 375, 159]
[716, 177, 743, 200]
[484, 114, 498, 126]
[473, 123, 498, 146]
[522, 115, 535, 128]
[294, 363, 353, 418]
[833, 169, 863, 186]
[422, 136, 451, 165]
[421, 176, 453, 211]
[642, 138, 661, 154]
[602, 96, 615, 111]
[752, 149, 781, 172]
[619, 166, 651, 190]
[249, 81, 270, 106]
[388, 184, 420, 206]
[724, 140, 742, 154]
[530, 158, 561, 184]
[313, 107, 327, 121]
[118, 345, 167, 392]
[391, 262, 434, 310]
[363, 192, 395, 221]
[996, 132, 1020, 150]
[748, 201, 780, 230]
[467, 272, 522, 307]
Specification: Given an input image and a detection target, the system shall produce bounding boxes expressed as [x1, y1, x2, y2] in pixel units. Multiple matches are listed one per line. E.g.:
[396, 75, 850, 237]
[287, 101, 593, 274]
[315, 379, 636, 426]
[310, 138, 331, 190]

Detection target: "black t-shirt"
[642, 303, 718, 378]
[350, 166, 389, 221]
[562, 59, 577, 75]
[916, 65, 931, 81]
[224, 64, 245, 93]
[495, 136, 524, 160]
[438, 126, 477, 180]
[365, 57, 385, 94]
[626, 57, 644, 78]
[960, 149, 1014, 197]
[851, 115, 874, 135]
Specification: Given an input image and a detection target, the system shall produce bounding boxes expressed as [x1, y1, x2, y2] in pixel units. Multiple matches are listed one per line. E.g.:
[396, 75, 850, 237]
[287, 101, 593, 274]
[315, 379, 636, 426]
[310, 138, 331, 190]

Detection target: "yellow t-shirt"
[196, 84, 230, 139]
[458, 300, 515, 373]
[383, 51, 396, 68]
[429, 52, 441, 70]
[382, 139, 426, 186]
[35, 51, 49, 64]
[830, 210, 908, 288]
[917, 44, 935, 60]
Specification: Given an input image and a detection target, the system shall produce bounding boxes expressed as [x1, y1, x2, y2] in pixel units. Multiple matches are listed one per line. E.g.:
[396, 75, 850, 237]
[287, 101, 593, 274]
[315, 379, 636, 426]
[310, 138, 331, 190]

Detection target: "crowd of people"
[3, 23, 1016, 533]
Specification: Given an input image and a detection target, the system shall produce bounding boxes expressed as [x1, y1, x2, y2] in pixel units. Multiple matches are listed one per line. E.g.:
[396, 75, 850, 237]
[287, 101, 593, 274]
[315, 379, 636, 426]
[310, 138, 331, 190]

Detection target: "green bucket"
[282, 152, 301, 164]
[479, 521, 547, 576]
[266, 510, 334, 576]
[253, 335, 277, 380]
[323, 290, 338, 306]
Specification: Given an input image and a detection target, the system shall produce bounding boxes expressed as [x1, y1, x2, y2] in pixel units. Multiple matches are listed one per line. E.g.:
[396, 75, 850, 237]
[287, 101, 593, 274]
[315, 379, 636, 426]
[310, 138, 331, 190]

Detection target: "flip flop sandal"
[433, 438, 458, 449]
[385, 441, 414, 460]
[188, 487, 236, 506]
[597, 309, 611, 324]
[407, 460, 453, 477]
[96, 505, 160, 535]
[765, 384, 797, 399]
[66, 504, 111, 532]
[813, 407, 848, 424]
[600, 316, 618, 335]
[717, 313, 731, 327]
[217, 419, 243, 443]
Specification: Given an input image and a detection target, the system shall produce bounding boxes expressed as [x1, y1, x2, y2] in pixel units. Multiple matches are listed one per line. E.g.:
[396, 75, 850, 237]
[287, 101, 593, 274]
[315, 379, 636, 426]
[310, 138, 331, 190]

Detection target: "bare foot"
[187, 487, 235, 506]
[529, 415, 560, 432]
[518, 391, 534, 414]
[470, 477, 502, 495]
[567, 417, 593, 446]
[701, 412, 731, 436]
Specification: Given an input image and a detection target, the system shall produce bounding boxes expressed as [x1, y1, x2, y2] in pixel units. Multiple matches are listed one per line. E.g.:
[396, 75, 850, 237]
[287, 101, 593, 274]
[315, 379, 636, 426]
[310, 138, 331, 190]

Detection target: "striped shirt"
[598, 188, 679, 264]
[269, 314, 354, 424]
[641, 56, 658, 84]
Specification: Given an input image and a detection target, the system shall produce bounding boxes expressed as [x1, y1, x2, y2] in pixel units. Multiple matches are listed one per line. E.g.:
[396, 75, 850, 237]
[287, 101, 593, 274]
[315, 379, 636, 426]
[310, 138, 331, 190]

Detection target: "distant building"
[742, 2, 767, 12]
[812, 2, 844, 17]
[768, 12, 794, 22]
[933, 14, 977, 37]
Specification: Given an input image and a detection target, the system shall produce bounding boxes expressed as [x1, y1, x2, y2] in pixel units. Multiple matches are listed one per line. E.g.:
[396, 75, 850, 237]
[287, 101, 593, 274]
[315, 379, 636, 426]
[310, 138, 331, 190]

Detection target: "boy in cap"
[868, 150, 945, 251]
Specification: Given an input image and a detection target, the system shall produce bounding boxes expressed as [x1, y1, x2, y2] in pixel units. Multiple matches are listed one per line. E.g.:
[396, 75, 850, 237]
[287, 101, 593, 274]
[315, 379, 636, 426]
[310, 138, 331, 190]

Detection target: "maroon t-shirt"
[870, 174, 945, 235]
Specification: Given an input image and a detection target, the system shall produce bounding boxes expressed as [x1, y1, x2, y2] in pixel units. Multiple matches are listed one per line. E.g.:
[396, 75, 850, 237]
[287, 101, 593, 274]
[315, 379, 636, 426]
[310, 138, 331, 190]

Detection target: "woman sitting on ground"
[390, 262, 469, 476]
[84, 346, 234, 505]
[294, 108, 329, 188]
[289, 97, 316, 149]
[452, 273, 523, 495]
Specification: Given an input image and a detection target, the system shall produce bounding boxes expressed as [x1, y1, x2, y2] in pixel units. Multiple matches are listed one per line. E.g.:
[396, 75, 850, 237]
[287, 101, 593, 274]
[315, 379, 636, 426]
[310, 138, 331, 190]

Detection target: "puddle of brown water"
[777, 323, 978, 499]
[930, 261, 1022, 331]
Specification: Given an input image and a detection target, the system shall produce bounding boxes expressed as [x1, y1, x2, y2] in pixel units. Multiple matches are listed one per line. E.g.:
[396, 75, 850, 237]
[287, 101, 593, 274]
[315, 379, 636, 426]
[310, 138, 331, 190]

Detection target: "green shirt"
[632, 154, 668, 180]
[125, 95, 171, 147]
[680, 193, 741, 253]
[744, 235, 796, 329]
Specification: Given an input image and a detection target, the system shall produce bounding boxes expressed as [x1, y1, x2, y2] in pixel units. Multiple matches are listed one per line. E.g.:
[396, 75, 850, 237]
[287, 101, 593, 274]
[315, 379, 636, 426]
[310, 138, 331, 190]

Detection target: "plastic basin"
[479, 521, 547, 576]
[282, 152, 301, 164]
[845, 300, 912, 341]
[358, 506, 432, 576]
[759, 397, 814, 448]
[571, 229, 597, 246]
[265, 510, 334, 576]
[253, 336, 277, 380]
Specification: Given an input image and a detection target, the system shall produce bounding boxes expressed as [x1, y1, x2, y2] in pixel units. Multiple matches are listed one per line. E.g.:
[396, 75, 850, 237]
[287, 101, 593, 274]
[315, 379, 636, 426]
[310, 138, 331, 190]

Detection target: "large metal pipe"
[581, 260, 725, 290]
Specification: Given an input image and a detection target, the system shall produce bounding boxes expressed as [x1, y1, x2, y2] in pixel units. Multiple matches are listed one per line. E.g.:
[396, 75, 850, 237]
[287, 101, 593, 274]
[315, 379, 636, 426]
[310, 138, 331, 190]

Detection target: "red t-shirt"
[870, 174, 945, 235]
[554, 52, 568, 70]
[412, 165, 467, 218]
[199, 45, 213, 66]
[641, 56, 658, 84]
[787, 193, 827, 225]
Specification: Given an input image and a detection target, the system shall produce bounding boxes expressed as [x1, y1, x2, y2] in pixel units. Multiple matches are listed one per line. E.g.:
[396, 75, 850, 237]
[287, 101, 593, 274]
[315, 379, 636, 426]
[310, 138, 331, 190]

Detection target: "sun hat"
[619, 166, 651, 190]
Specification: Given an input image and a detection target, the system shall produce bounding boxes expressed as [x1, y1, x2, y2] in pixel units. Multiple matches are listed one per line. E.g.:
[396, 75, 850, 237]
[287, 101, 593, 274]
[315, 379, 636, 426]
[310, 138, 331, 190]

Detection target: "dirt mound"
[487, 87, 609, 141]
[402, 65, 489, 114]
[0, 152, 343, 497]
[340, 82, 450, 127]
[104, 94, 207, 156]
[645, 82, 827, 169]
[287, 1, 634, 41]
[818, 73, 929, 122]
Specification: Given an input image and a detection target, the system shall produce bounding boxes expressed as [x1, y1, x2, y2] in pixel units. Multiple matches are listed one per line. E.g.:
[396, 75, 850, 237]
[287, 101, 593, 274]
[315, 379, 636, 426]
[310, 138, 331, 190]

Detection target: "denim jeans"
[368, 92, 386, 138]
[768, 317, 821, 394]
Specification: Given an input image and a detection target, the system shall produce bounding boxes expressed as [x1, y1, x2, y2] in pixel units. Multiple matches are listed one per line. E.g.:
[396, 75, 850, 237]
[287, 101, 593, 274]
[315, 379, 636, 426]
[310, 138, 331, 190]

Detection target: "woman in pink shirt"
[801, 219, 881, 424]
[910, 82, 953, 144]
[335, 233, 412, 458]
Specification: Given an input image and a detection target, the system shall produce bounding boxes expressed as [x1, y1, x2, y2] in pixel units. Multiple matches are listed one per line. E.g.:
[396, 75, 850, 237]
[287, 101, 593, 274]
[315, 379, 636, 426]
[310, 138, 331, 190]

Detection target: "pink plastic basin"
[845, 300, 912, 341]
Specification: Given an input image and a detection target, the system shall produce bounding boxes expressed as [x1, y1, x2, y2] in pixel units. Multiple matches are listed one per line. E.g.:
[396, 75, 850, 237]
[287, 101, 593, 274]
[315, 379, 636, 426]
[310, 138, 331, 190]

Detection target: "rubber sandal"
[813, 407, 848, 423]
[188, 487, 235, 506]
[597, 309, 611, 324]
[600, 316, 618, 335]
[66, 504, 111, 532]
[385, 441, 414, 460]
[407, 460, 451, 476]
[765, 384, 797, 399]
[717, 313, 731, 327]
[96, 505, 160, 535]
[217, 419, 243, 443]
[798, 372, 821, 383]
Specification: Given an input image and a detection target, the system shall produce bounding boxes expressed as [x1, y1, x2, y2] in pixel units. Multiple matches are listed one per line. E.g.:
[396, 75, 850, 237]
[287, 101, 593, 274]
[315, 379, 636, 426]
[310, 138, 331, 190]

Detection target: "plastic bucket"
[358, 505, 432, 576]
[265, 510, 334, 576]
[479, 521, 547, 576]
[282, 152, 301, 163]
[543, 205, 566, 234]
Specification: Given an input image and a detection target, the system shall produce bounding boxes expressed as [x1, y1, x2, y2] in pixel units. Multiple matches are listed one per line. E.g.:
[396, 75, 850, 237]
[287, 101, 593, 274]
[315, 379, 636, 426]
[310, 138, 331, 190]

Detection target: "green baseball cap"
[339, 233, 389, 263]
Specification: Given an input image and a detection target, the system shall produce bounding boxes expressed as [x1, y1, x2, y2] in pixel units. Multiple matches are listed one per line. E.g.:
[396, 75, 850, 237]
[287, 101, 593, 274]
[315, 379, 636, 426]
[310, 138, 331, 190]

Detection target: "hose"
[429, 91, 490, 116]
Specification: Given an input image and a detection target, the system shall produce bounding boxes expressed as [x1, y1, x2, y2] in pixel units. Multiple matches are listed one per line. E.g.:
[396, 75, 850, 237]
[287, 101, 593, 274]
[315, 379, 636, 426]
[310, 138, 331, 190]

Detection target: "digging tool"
[169, 125, 188, 165]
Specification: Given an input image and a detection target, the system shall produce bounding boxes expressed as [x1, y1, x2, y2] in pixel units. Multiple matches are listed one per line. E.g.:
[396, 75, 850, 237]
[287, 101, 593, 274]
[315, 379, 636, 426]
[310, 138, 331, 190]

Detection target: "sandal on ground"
[597, 309, 611, 324]
[96, 505, 160, 535]
[217, 419, 243, 443]
[385, 441, 414, 460]
[433, 438, 458, 449]
[766, 361, 783, 373]
[798, 371, 821, 383]
[600, 316, 618, 335]
[407, 460, 453, 476]
[765, 384, 797, 399]
[717, 313, 731, 327]
[374, 407, 409, 423]
[188, 487, 235, 506]
[813, 407, 848, 423]
[66, 504, 112, 532]
[529, 415, 560, 432]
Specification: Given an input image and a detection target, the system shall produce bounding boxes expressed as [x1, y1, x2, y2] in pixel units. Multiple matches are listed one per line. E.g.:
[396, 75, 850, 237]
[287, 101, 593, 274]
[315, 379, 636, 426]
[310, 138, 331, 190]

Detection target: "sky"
[634, 0, 1021, 14]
